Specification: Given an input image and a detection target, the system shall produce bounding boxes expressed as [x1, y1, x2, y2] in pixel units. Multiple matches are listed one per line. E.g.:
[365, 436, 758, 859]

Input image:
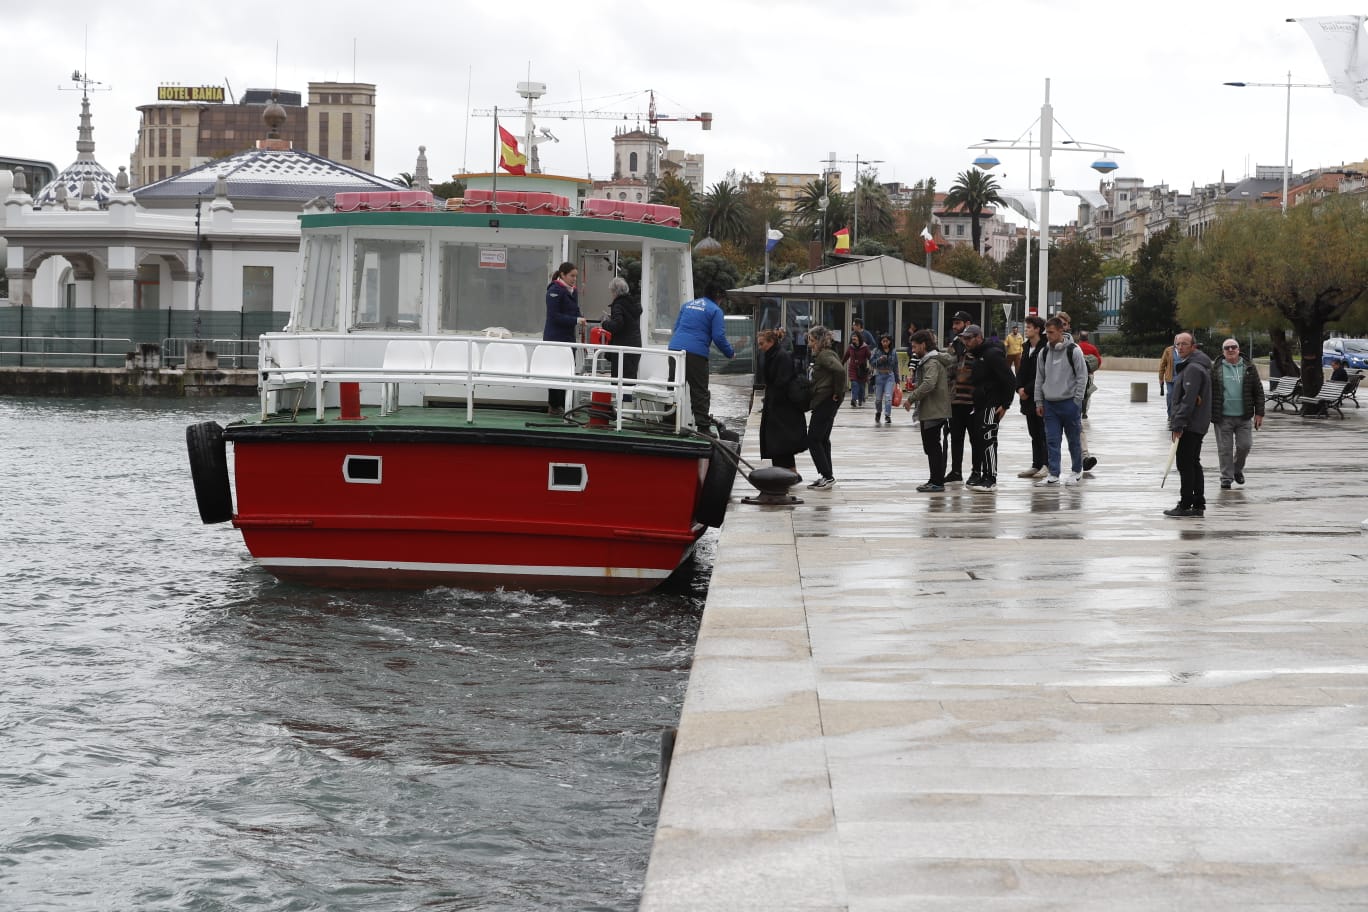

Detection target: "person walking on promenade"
[1055, 312, 1098, 471]
[1015, 315, 1049, 478]
[1209, 337, 1265, 490]
[1077, 330, 1102, 419]
[543, 261, 585, 416]
[961, 324, 1016, 493]
[805, 325, 847, 490]
[1167, 332, 1212, 517]
[902, 330, 953, 491]
[1004, 324, 1024, 372]
[1159, 343, 1176, 408]
[844, 331, 871, 409]
[869, 334, 901, 425]
[668, 281, 735, 432]
[852, 317, 878, 400]
[755, 329, 808, 478]
[1032, 317, 1088, 487]
[944, 310, 975, 483]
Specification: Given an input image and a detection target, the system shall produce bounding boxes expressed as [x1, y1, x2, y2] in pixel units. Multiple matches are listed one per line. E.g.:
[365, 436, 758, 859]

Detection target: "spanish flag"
[498, 125, 527, 175]
[834, 227, 851, 253]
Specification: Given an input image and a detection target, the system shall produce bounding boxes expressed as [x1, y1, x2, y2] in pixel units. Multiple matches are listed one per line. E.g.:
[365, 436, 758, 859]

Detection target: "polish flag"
[921, 226, 939, 253]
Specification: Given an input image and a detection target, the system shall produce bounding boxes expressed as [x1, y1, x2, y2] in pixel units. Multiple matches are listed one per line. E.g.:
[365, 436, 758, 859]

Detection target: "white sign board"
[478, 247, 507, 269]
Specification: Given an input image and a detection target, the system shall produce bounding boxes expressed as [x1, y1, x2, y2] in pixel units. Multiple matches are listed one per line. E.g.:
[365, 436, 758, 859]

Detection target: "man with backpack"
[1032, 317, 1088, 487]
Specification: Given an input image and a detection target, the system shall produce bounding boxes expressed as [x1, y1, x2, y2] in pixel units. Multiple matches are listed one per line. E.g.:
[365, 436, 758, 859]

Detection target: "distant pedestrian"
[902, 330, 953, 491]
[1032, 317, 1088, 487]
[1159, 344, 1175, 405]
[1077, 330, 1102, 418]
[844, 332, 870, 408]
[1014, 315, 1049, 478]
[960, 324, 1015, 492]
[805, 325, 847, 490]
[755, 329, 808, 476]
[870, 334, 900, 424]
[1004, 324, 1024, 372]
[668, 281, 735, 433]
[1209, 338, 1264, 490]
[1166, 332, 1212, 518]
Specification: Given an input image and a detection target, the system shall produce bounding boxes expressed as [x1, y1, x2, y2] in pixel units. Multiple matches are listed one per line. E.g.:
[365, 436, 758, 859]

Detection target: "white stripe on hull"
[258, 556, 673, 581]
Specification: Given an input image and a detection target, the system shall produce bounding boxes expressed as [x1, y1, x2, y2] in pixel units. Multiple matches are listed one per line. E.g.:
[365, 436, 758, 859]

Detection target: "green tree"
[649, 173, 699, 231]
[1177, 194, 1368, 394]
[393, 172, 415, 188]
[738, 174, 787, 262]
[895, 177, 937, 261]
[935, 244, 998, 289]
[430, 179, 466, 200]
[791, 179, 850, 248]
[693, 255, 743, 312]
[1050, 238, 1105, 330]
[695, 181, 752, 247]
[853, 173, 894, 243]
[1119, 223, 1182, 348]
[993, 237, 1038, 308]
[940, 170, 1006, 254]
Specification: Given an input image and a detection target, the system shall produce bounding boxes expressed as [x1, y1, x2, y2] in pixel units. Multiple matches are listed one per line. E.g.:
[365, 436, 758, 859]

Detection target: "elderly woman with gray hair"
[805, 324, 848, 490]
[599, 276, 642, 380]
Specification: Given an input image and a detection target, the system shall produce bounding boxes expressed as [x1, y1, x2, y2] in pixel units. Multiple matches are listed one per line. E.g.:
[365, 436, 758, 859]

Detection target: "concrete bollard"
[1131, 381, 1148, 403]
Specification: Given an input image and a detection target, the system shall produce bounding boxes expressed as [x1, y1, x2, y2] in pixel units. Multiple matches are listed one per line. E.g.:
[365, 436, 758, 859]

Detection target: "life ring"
[694, 438, 740, 528]
[186, 421, 234, 524]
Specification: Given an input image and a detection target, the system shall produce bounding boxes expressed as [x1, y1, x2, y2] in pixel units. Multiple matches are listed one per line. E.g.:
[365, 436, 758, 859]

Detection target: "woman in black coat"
[756, 329, 808, 473]
[599, 276, 642, 380]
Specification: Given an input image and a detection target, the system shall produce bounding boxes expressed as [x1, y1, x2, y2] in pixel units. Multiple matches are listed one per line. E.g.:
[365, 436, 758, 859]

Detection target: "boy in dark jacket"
[1167, 332, 1212, 517]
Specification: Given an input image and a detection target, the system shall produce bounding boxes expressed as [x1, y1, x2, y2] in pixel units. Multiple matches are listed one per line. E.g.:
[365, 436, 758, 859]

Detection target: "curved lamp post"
[969, 78, 1123, 319]
[1224, 73, 1330, 215]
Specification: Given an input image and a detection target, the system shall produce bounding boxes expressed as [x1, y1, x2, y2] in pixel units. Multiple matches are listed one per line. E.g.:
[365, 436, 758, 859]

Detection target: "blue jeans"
[873, 372, 896, 416]
[1042, 398, 1083, 477]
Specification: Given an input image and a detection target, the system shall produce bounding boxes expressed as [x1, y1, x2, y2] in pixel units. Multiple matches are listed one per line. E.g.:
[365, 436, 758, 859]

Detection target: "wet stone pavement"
[640, 370, 1368, 911]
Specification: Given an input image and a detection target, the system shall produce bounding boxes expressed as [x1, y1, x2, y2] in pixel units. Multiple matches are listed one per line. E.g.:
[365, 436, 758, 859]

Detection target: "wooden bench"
[1297, 379, 1350, 419]
[1267, 375, 1301, 411]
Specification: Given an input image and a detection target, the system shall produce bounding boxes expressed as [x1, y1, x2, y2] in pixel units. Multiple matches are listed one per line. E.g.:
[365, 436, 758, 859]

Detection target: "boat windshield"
[439, 241, 553, 333]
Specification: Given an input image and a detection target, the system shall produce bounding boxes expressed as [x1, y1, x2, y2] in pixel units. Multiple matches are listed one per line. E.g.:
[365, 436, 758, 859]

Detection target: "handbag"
[892, 385, 902, 408]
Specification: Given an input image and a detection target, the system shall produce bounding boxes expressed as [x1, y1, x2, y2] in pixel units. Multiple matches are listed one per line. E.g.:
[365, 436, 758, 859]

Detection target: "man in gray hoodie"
[1032, 317, 1088, 486]
[1167, 332, 1212, 517]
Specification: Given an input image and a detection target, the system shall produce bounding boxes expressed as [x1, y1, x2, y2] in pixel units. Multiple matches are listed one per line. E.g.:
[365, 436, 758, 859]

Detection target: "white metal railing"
[0, 336, 133, 366]
[257, 332, 691, 432]
[162, 337, 260, 368]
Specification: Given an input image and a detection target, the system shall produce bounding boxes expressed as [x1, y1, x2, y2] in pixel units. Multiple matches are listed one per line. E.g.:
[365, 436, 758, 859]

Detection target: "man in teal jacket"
[669, 282, 735, 431]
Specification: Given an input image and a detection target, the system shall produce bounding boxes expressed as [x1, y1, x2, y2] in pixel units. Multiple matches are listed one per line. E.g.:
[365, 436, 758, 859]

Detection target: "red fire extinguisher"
[587, 325, 613, 427]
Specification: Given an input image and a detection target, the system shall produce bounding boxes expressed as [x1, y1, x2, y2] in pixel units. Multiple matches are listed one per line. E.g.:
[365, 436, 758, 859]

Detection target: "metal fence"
[161, 337, 260, 368]
[0, 335, 133, 368]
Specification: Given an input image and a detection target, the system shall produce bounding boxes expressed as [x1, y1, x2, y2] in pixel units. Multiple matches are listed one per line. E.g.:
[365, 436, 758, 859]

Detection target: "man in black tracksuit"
[960, 324, 1016, 492]
[943, 310, 975, 483]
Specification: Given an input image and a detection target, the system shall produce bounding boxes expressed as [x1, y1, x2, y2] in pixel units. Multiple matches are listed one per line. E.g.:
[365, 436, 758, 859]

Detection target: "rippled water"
[0, 384, 749, 911]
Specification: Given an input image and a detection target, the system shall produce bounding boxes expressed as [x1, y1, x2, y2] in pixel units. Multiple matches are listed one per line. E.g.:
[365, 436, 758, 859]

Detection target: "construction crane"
[473, 84, 712, 178]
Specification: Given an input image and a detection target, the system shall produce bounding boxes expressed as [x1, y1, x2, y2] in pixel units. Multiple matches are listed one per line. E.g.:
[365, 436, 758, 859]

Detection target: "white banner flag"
[1296, 15, 1368, 107]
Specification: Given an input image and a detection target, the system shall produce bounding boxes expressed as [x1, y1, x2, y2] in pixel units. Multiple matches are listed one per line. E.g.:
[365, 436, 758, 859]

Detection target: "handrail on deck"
[256, 332, 691, 433]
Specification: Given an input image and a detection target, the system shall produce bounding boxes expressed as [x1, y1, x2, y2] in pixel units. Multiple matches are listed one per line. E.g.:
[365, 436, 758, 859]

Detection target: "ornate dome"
[32, 87, 116, 207]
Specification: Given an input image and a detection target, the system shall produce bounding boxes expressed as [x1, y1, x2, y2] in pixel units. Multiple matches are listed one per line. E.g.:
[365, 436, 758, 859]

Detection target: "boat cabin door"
[578, 250, 618, 322]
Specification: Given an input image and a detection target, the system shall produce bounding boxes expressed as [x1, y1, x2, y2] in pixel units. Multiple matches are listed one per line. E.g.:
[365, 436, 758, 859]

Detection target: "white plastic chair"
[480, 341, 527, 376]
[530, 344, 577, 410]
[381, 339, 432, 414]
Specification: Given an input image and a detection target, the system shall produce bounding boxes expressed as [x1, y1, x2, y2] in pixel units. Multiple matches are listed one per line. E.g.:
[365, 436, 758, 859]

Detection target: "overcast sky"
[6, 1, 1367, 225]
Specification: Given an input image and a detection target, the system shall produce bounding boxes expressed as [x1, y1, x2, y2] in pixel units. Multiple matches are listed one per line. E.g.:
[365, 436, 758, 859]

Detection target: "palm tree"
[649, 173, 700, 230]
[791, 179, 850, 248]
[941, 170, 1006, 253]
[392, 172, 415, 188]
[696, 181, 751, 247]
[853, 173, 894, 242]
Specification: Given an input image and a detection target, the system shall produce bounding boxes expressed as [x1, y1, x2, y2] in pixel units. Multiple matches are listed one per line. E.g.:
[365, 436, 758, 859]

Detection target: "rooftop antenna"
[461, 65, 472, 173]
[353, 38, 357, 82]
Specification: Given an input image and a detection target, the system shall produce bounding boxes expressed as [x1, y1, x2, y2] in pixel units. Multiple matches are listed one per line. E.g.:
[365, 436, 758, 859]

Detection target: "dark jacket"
[810, 348, 848, 409]
[1015, 337, 1046, 415]
[1171, 349, 1213, 435]
[1209, 355, 1265, 420]
[759, 345, 808, 458]
[968, 340, 1016, 411]
[542, 279, 580, 343]
[600, 294, 642, 348]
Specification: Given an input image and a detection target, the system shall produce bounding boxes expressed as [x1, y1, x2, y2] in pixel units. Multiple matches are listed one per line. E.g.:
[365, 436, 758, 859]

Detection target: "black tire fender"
[186, 421, 234, 524]
[694, 439, 740, 528]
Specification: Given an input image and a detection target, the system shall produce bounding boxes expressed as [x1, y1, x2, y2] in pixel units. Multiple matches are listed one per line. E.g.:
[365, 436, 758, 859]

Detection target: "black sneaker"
[1234, 472, 1245, 485]
[1083, 454, 1098, 471]
[810, 476, 835, 490]
[1220, 481, 1232, 489]
[966, 473, 982, 487]
[916, 483, 945, 492]
[875, 414, 882, 424]
[944, 471, 963, 483]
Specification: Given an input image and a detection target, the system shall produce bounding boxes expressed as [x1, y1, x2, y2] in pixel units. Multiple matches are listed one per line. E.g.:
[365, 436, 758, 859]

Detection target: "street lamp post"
[1223, 72, 1330, 215]
[823, 153, 884, 248]
[969, 78, 1122, 320]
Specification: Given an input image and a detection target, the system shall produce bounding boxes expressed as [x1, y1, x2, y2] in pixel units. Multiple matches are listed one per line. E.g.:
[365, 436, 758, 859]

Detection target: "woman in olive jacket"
[805, 325, 848, 489]
[756, 329, 808, 475]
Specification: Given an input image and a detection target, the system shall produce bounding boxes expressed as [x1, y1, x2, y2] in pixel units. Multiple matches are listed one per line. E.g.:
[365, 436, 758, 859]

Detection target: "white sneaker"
[1064, 473, 1082, 486]
[1034, 475, 1060, 487]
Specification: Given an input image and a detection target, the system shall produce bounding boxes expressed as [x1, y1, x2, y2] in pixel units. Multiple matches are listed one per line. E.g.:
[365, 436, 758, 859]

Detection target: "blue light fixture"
[1091, 159, 1119, 174]
[972, 155, 1001, 170]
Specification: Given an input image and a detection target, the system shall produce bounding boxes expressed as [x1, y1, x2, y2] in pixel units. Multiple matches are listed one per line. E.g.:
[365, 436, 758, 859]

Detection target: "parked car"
[1323, 338, 1368, 370]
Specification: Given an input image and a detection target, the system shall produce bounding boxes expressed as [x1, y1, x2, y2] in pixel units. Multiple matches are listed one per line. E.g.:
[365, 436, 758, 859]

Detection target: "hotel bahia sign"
[156, 85, 226, 103]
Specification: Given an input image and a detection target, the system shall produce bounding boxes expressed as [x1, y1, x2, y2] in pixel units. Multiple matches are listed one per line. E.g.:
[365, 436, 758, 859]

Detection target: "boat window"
[651, 247, 684, 341]
[438, 242, 551, 333]
[548, 463, 587, 492]
[351, 238, 425, 331]
[343, 455, 382, 484]
[297, 234, 341, 330]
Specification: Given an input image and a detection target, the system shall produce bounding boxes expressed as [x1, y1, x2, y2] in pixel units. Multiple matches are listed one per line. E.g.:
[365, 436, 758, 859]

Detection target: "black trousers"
[946, 403, 974, 474]
[685, 353, 710, 428]
[1176, 431, 1206, 509]
[1024, 406, 1047, 469]
[807, 399, 839, 479]
[920, 420, 946, 485]
[972, 407, 1002, 484]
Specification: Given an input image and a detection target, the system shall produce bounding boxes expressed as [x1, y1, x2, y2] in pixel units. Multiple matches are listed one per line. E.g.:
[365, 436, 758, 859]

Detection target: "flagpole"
[764, 221, 771, 283]
[492, 105, 499, 212]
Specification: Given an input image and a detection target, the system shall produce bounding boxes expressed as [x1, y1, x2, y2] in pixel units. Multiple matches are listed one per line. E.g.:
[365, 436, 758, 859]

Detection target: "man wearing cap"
[961, 324, 1016, 492]
[944, 310, 976, 484]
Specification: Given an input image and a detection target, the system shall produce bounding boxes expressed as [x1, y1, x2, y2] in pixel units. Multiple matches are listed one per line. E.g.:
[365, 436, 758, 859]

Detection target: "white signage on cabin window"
[478, 247, 508, 269]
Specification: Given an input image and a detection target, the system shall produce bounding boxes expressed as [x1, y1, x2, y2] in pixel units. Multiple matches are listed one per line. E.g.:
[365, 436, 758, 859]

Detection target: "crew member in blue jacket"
[668, 281, 735, 431]
[543, 261, 584, 415]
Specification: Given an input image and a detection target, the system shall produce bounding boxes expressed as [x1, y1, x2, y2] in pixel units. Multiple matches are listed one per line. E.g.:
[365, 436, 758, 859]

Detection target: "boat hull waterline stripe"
[257, 556, 672, 581]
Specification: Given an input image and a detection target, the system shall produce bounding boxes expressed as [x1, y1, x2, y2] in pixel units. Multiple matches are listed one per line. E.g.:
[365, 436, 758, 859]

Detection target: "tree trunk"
[1293, 321, 1324, 397]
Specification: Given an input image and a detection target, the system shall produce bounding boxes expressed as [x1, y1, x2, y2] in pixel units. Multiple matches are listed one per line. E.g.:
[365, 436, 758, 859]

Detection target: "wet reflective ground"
[643, 371, 1368, 911]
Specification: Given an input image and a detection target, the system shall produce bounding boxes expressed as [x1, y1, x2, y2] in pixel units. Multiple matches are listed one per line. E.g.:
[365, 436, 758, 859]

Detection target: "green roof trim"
[299, 210, 693, 243]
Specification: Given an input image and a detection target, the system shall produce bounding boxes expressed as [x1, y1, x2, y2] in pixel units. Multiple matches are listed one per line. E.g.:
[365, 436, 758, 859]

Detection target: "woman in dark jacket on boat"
[599, 276, 642, 380]
[756, 329, 808, 475]
[543, 261, 584, 414]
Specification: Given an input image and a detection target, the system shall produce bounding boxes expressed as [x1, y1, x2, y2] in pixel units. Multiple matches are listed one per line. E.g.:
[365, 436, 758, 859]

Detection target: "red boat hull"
[229, 435, 710, 594]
